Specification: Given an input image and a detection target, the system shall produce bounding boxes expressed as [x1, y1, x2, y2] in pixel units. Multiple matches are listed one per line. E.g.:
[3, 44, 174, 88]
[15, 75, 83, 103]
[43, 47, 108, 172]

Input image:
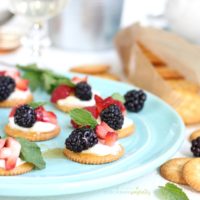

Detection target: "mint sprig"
[156, 183, 189, 200]
[28, 101, 47, 109]
[69, 108, 98, 129]
[111, 92, 125, 103]
[17, 138, 46, 170]
[17, 64, 75, 93]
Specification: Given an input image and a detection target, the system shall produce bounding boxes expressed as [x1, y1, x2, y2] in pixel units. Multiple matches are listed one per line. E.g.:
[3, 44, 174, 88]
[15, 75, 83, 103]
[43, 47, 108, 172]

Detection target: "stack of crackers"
[115, 24, 200, 126]
[70, 65, 120, 81]
[139, 43, 200, 125]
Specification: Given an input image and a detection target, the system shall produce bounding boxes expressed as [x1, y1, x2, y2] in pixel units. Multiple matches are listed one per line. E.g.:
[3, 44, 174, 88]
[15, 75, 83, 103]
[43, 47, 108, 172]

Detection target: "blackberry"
[124, 89, 147, 112]
[14, 105, 36, 128]
[0, 76, 16, 101]
[100, 104, 124, 130]
[65, 127, 98, 152]
[75, 82, 92, 100]
[191, 137, 200, 157]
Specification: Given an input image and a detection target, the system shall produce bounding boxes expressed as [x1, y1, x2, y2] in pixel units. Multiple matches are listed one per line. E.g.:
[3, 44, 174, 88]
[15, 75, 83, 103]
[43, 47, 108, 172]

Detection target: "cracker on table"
[160, 158, 192, 185]
[183, 158, 200, 192]
[155, 66, 184, 80]
[189, 129, 200, 141]
[166, 79, 200, 94]
[70, 65, 109, 75]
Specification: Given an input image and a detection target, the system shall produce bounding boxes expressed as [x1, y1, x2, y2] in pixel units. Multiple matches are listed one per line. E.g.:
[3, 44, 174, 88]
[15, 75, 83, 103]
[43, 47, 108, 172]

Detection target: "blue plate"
[0, 75, 185, 196]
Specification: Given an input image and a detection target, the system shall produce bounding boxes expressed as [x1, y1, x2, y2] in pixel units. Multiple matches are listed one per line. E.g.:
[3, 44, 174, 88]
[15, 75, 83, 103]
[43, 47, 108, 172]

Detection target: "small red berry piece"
[71, 120, 80, 128]
[0, 139, 6, 149]
[5, 70, 20, 79]
[95, 122, 114, 139]
[9, 106, 18, 117]
[84, 106, 99, 118]
[51, 85, 73, 103]
[41, 111, 57, 124]
[16, 79, 29, 91]
[0, 71, 6, 76]
[72, 76, 87, 84]
[35, 106, 57, 124]
[4, 137, 21, 170]
[104, 132, 118, 146]
[95, 95, 126, 114]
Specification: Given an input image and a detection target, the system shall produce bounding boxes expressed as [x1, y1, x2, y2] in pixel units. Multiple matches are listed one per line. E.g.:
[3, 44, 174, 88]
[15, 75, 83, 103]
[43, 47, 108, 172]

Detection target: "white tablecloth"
[0, 48, 199, 200]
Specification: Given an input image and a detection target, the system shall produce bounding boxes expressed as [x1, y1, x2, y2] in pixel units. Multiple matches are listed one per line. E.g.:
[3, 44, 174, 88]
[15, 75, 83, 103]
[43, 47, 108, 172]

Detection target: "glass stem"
[30, 21, 44, 60]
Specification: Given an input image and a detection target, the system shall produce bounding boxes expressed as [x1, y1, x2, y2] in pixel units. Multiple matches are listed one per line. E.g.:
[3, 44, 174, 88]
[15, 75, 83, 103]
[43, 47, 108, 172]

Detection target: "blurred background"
[0, 0, 199, 71]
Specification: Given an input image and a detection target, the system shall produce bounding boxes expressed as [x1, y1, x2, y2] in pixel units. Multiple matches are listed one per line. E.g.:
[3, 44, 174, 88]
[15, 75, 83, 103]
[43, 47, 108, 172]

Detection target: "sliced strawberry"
[0, 147, 12, 159]
[84, 106, 99, 118]
[35, 106, 45, 121]
[9, 106, 18, 117]
[95, 122, 114, 139]
[104, 132, 118, 146]
[16, 79, 29, 91]
[0, 71, 6, 76]
[41, 111, 57, 124]
[51, 85, 73, 103]
[5, 70, 20, 79]
[0, 139, 6, 149]
[5, 137, 21, 170]
[71, 120, 80, 128]
[5, 156, 18, 170]
[72, 76, 87, 84]
[95, 95, 126, 114]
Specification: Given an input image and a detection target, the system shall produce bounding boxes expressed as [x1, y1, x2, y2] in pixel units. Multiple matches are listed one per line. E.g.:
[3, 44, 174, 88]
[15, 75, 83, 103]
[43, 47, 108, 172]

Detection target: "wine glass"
[8, 0, 69, 64]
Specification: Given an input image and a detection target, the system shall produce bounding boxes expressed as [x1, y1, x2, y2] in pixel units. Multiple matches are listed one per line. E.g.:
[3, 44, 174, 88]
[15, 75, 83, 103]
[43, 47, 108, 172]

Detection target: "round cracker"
[156, 67, 183, 80]
[189, 129, 200, 141]
[183, 158, 200, 192]
[160, 158, 192, 185]
[4, 125, 60, 141]
[0, 162, 34, 176]
[175, 90, 200, 125]
[93, 73, 120, 81]
[0, 94, 33, 108]
[70, 65, 109, 75]
[117, 124, 135, 139]
[63, 145, 124, 164]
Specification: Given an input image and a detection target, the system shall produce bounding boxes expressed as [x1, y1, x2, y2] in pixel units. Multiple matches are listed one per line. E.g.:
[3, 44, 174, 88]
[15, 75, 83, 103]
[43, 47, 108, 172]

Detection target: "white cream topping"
[57, 91, 98, 107]
[0, 158, 25, 169]
[122, 117, 134, 129]
[82, 142, 122, 156]
[8, 89, 31, 100]
[9, 117, 56, 132]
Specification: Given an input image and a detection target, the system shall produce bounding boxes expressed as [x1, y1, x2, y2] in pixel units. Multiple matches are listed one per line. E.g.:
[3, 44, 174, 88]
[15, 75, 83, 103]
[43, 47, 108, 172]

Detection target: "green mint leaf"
[69, 108, 98, 129]
[17, 63, 75, 93]
[111, 92, 125, 103]
[42, 73, 57, 93]
[156, 183, 189, 200]
[17, 138, 46, 170]
[22, 70, 41, 91]
[28, 101, 47, 109]
[54, 77, 75, 88]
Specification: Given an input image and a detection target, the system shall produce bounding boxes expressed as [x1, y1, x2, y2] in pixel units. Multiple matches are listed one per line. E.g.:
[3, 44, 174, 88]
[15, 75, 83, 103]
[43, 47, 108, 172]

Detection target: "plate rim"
[0, 74, 185, 196]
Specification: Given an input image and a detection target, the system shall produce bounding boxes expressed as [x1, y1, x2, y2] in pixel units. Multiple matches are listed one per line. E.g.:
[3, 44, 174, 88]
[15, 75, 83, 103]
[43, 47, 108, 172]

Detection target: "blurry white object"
[49, 0, 124, 51]
[8, 0, 69, 64]
[165, 0, 200, 43]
